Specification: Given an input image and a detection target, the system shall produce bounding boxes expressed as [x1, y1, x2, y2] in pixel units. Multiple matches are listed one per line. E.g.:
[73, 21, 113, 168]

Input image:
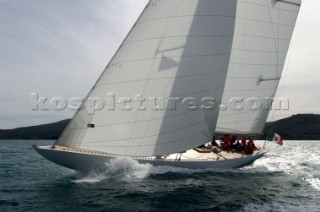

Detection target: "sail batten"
[57, 0, 237, 156]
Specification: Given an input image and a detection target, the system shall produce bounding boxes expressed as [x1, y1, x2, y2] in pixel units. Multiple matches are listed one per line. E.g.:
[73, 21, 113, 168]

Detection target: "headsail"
[216, 0, 301, 135]
[56, 0, 237, 156]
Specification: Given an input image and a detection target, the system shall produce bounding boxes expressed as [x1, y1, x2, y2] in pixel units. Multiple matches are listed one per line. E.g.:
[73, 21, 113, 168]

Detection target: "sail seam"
[96, 69, 227, 87]
[234, 33, 292, 41]
[123, 34, 234, 46]
[136, 15, 295, 30]
[230, 63, 284, 66]
[224, 87, 276, 91]
[233, 48, 287, 54]
[121, 32, 292, 49]
[111, 52, 231, 65]
[236, 17, 295, 28]
[136, 14, 236, 26]
[224, 76, 273, 79]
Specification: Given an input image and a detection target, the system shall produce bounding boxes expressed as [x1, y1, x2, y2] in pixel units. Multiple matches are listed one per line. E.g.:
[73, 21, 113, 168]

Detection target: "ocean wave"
[72, 157, 152, 183]
[248, 141, 320, 191]
[72, 158, 273, 184]
[72, 157, 201, 183]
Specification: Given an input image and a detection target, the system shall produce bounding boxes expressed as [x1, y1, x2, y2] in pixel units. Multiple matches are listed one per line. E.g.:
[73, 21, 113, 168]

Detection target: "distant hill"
[260, 114, 320, 140]
[0, 119, 70, 140]
[0, 114, 319, 140]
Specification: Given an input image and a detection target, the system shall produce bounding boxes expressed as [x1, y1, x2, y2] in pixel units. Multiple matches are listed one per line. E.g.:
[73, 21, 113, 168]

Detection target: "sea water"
[0, 140, 319, 211]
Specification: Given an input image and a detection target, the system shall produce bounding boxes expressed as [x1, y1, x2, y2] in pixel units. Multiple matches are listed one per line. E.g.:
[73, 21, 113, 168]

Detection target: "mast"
[56, 0, 237, 156]
[216, 0, 301, 135]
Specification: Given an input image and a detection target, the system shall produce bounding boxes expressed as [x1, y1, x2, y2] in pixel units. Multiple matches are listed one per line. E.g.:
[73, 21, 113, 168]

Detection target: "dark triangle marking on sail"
[158, 55, 179, 71]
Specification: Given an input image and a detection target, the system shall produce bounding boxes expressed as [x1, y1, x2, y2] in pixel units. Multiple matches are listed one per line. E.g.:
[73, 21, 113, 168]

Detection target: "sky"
[0, 0, 319, 129]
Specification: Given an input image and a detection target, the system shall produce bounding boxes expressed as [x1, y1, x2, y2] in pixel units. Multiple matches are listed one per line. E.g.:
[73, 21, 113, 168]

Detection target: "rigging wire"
[266, 0, 281, 123]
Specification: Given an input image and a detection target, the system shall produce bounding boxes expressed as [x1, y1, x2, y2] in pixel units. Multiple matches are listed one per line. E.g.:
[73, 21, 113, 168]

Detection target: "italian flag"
[267, 132, 283, 146]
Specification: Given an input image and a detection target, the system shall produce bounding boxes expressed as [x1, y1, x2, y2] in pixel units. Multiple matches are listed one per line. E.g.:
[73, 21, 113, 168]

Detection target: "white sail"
[56, 0, 237, 156]
[216, 0, 301, 135]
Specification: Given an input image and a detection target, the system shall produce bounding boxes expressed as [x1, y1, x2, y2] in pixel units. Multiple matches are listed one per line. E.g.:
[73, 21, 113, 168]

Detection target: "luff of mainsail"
[216, 0, 301, 135]
[56, 0, 237, 156]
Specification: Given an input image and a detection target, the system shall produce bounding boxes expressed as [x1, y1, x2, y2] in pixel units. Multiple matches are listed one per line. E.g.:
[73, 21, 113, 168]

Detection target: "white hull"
[33, 145, 266, 171]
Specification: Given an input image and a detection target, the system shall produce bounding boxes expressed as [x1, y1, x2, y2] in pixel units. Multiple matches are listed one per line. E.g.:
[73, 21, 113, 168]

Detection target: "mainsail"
[56, 0, 237, 156]
[216, 0, 301, 135]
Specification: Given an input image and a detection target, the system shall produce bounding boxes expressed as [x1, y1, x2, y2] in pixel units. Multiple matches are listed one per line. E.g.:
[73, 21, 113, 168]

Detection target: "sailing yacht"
[34, 0, 301, 171]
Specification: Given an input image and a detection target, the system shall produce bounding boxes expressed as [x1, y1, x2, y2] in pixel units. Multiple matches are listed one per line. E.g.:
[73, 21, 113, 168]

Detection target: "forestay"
[56, 0, 237, 156]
